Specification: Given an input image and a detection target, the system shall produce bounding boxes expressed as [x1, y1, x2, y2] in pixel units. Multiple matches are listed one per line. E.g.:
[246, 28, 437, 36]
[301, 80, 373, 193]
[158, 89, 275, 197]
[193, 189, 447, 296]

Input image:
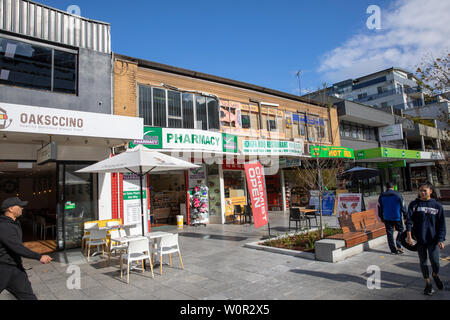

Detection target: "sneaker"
[396, 248, 404, 254]
[433, 275, 444, 290]
[424, 283, 435, 296]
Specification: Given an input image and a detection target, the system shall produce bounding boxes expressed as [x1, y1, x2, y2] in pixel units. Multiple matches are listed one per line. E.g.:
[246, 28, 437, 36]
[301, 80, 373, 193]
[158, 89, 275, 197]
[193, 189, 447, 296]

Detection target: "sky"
[41, 0, 450, 95]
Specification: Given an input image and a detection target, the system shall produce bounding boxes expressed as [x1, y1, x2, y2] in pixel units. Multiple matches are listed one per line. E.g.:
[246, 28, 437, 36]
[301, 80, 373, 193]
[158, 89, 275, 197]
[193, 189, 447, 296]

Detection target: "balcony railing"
[354, 88, 402, 103]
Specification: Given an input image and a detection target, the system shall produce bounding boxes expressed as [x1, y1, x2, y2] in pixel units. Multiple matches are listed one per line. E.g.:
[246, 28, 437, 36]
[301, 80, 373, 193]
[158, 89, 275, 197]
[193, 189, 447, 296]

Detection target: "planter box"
[244, 229, 388, 264]
[315, 235, 388, 263]
[244, 228, 318, 260]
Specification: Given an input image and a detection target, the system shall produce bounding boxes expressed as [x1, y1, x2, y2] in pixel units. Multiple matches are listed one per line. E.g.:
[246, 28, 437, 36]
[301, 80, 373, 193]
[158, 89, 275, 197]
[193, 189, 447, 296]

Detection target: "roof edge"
[114, 53, 328, 109]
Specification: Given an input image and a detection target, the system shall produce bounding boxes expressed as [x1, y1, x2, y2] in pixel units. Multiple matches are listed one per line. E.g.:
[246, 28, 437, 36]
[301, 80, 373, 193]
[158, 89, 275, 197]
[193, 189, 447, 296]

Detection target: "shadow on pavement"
[290, 269, 419, 289]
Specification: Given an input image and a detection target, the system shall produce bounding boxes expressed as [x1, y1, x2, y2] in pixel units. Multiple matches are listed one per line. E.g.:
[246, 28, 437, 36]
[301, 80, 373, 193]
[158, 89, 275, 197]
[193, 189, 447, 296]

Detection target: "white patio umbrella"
[76, 145, 200, 235]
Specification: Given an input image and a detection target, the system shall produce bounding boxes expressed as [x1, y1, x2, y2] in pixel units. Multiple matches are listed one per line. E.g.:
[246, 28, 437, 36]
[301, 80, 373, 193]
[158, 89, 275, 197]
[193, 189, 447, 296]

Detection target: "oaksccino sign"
[0, 102, 143, 140]
[243, 139, 304, 156]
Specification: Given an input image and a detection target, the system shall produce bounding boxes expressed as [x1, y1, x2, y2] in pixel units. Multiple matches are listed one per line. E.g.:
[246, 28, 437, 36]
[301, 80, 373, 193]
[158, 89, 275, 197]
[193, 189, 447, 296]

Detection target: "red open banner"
[244, 162, 269, 229]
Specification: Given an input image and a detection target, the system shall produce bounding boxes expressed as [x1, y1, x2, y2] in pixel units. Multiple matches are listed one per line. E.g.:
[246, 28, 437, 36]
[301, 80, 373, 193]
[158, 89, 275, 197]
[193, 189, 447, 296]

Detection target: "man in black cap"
[0, 197, 52, 300]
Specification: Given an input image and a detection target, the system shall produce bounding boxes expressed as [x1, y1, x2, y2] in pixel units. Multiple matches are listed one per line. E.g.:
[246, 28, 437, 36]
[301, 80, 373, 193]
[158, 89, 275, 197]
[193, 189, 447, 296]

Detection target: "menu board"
[123, 174, 148, 235]
[336, 193, 362, 217]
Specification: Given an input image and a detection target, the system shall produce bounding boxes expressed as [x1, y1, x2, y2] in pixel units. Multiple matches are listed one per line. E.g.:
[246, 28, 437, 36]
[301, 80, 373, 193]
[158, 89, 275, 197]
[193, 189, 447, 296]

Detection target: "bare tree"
[291, 84, 347, 238]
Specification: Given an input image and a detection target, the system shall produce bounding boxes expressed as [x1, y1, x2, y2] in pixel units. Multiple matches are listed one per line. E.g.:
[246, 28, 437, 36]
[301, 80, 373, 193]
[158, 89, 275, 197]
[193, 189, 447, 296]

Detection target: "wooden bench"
[327, 209, 386, 248]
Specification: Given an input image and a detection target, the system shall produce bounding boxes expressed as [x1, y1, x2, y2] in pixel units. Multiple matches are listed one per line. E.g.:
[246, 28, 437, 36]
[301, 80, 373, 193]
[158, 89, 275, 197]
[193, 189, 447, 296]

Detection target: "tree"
[416, 52, 450, 99]
[291, 83, 347, 238]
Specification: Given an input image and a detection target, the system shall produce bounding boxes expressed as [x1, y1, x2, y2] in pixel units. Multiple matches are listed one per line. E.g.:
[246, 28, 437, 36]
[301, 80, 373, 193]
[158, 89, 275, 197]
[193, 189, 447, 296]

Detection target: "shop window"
[153, 88, 167, 128]
[182, 93, 195, 129]
[0, 37, 77, 94]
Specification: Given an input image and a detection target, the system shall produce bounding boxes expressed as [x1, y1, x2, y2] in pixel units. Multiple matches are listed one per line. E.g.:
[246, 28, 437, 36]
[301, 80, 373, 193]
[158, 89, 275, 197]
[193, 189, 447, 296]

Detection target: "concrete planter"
[244, 228, 318, 260]
[315, 236, 387, 263]
[244, 228, 388, 263]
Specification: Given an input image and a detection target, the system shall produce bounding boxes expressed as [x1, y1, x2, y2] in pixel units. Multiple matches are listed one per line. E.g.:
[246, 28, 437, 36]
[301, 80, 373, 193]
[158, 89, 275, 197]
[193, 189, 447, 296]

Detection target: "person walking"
[0, 197, 52, 300]
[406, 182, 446, 296]
[378, 182, 407, 255]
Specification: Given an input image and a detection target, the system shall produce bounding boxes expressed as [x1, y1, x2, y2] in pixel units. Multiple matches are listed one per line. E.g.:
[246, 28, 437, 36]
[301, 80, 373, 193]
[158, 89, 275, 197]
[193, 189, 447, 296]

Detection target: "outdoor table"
[110, 232, 174, 270]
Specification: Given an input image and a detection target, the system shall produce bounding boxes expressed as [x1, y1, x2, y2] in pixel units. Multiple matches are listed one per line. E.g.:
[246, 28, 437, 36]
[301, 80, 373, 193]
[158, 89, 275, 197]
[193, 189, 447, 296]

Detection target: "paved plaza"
[2, 201, 450, 301]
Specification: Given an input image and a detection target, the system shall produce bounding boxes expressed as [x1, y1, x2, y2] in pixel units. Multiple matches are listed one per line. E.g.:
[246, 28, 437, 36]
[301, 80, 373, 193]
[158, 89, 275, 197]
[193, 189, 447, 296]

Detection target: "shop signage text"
[0, 102, 143, 140]
[37, 142, 57, 165]
[379, 124, 403, 142]
[356, 148, 421, 160]
[310, 146, 355, 159]
[134, 127, 238, 154]
[242, 139, 304, 156]
[244, 162, 269, 229]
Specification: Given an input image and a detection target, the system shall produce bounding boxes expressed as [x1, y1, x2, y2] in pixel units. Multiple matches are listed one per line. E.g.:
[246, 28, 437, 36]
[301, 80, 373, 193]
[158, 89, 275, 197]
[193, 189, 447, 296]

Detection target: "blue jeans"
[384, 220, 404, 253]
[417, 244, 440, 279]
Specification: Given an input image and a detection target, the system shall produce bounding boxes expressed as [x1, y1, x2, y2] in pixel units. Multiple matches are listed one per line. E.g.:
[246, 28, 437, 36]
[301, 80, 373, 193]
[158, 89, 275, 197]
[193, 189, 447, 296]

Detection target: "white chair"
[152, 234, 184, 275]
[82, 222, 99, 252]
[121, 238, 154, 284]
[85, 229, 109, 262]
[109, 228, 128, 261]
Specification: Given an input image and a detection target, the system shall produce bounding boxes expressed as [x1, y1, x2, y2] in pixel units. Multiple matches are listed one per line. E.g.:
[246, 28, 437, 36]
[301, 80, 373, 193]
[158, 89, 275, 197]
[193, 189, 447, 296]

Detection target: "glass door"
[57, 164, 97, 250]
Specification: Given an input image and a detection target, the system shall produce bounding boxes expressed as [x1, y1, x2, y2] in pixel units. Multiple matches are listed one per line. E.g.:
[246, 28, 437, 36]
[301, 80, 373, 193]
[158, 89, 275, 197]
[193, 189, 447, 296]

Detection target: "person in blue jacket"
[378, 182, 407, 254]
[406, 182, 446, 296]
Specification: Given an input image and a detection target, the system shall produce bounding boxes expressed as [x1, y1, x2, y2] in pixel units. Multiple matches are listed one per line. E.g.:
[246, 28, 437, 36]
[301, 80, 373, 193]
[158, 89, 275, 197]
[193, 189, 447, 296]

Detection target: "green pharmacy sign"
[131, 127, 238, 154]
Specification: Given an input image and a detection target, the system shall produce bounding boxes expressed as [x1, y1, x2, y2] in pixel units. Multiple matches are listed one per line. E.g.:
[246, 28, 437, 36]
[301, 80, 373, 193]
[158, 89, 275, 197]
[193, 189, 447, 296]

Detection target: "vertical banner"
[244, 162, 269, 229]
[123, 174, 148, 235]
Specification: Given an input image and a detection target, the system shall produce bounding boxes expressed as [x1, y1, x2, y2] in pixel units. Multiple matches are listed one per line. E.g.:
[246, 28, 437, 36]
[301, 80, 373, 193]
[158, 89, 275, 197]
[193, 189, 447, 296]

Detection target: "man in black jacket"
[0, 197, 52, 300]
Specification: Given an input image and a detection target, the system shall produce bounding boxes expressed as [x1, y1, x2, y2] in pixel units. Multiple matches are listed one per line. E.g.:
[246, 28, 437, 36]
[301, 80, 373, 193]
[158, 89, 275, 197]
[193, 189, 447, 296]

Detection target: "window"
[241, 115, 251, 129]
[138, 86, 220, 130]
[308, 115, 320, 142]
[53, 50, 77, 94]
[357, 93, 367, 100]
[357, 127, 364, 140]
[153, 88, 167, 128]
[139, 85, 152, 126]
[207, 97, 220, 131]
[0, 36, 77, 94]
[168, 90, 182, 128]
[267, 119, 277, 131]
[196, 95, 207, 130]
[182, 93, 195, 129]
[297, 113, 306, 136]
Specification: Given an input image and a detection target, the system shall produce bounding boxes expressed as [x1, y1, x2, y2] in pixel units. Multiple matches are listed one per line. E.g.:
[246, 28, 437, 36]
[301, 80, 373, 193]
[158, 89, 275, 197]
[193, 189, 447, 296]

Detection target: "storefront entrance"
[57, 163, 98, 250]
[0, 161, 57, 254]
[148, 172, 186, 227]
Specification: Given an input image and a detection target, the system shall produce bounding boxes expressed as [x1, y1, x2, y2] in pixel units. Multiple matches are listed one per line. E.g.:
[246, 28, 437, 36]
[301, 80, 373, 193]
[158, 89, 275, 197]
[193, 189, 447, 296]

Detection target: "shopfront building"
[112, 53, 341, 224]
[0, 102, 142, 250]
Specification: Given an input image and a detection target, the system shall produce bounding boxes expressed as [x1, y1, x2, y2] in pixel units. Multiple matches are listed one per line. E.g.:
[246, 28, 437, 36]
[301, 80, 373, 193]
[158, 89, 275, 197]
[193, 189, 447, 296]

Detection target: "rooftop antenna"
[296, 70, 302, 97]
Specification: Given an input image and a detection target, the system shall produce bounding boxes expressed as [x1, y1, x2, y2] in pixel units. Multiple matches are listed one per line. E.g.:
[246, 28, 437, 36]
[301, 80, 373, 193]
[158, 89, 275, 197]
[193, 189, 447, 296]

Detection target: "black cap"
[1, 197, 29, 211]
